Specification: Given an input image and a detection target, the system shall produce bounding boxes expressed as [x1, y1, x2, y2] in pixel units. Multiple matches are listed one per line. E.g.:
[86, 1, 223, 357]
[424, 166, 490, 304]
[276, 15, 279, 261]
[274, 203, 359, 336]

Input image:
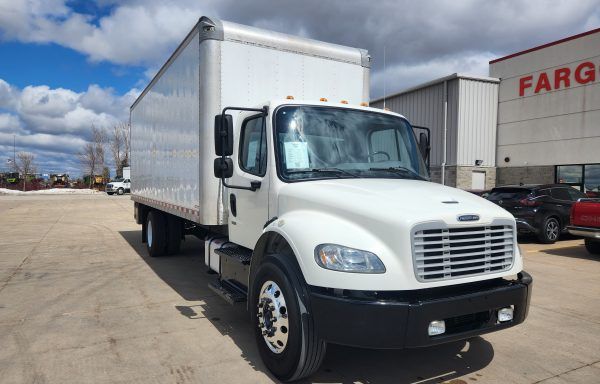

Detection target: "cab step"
[208, 279, 247, 305]
[215, 244, 252, 264]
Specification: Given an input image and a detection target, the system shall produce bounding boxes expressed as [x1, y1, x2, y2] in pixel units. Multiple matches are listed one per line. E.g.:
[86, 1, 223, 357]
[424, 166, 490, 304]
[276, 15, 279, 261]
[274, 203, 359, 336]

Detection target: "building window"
[585, 164, 600, 197]
[556, 164, 600, 197]
[556, 165, 582, 185]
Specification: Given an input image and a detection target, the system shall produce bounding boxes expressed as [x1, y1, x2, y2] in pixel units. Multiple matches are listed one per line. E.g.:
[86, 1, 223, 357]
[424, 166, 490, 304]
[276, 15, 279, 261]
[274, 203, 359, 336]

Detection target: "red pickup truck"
[567, 199, 600, 255]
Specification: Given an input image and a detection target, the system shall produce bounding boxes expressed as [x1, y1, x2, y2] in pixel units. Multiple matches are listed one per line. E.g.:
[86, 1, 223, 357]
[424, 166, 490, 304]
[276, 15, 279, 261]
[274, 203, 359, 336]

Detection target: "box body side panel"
[131, 32, 201, 219]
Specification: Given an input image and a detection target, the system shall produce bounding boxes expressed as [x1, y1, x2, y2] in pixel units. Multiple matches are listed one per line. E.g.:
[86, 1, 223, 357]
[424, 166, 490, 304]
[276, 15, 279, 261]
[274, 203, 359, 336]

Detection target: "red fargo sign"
[519, 61, 597, 96]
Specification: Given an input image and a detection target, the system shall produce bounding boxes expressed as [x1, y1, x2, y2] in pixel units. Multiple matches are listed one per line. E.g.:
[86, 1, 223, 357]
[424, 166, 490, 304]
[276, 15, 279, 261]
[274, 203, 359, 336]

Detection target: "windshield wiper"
[287, 168, 359, 178]
[368, 166, 427, 181]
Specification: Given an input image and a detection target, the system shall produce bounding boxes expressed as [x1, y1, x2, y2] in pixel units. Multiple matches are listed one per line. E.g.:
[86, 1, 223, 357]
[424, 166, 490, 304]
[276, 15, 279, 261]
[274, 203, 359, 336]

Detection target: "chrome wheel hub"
[546, 220, 559, 240]
[257, 280, 289, 354]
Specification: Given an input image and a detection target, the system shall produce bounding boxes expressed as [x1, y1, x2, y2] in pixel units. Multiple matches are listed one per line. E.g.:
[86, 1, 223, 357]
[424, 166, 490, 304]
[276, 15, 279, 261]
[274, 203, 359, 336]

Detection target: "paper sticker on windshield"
[284, 142, 309, 169]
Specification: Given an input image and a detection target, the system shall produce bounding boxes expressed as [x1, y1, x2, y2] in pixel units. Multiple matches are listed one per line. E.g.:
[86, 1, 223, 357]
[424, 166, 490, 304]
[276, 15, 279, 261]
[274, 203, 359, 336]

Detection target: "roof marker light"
[320, 97, 328, 102]
[286, 95, 294, 100]
[340, 100, 348, 104]
[360, 102, 368, 107]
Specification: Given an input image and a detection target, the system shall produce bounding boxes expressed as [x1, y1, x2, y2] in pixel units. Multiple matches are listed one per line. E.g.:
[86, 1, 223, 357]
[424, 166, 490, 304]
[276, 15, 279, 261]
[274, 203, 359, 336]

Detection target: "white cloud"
[0, 78, 131, 175]
[0, 113, 23, 132]
[371, 52, 495, 99]
[0, 79, 18, 109]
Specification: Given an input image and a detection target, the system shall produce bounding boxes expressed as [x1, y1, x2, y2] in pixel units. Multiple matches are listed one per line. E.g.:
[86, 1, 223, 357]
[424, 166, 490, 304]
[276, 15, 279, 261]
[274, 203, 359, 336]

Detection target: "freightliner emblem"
[457, 214, 480, 222]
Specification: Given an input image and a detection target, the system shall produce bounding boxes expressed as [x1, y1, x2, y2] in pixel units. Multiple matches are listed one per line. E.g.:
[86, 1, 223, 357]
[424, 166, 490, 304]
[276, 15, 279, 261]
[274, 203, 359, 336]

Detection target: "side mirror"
[418, 132, 430, 161]
[214, 114, 234, 156]
[214, 157, 233, 179]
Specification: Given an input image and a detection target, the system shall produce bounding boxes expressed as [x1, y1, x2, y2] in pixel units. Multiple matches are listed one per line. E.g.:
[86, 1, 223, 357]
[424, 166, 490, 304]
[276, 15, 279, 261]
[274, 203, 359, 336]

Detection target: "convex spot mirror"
[214, 114, 233, 156]
[419, 132, 430, 161]
[214, 157, 233, 179]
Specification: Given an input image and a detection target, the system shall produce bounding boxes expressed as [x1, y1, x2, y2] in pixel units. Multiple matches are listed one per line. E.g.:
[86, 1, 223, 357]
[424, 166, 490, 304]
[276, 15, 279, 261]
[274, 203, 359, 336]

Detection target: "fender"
[256, 209, 407, 291]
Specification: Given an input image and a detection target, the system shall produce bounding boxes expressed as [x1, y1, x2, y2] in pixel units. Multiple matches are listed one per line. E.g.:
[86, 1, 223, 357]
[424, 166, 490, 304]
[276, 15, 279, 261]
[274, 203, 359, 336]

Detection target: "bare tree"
[15, 152, 36, 191]
[79, 125, 107, 188]
[123, 123, 130, 168]
[110, 123, 130, 177]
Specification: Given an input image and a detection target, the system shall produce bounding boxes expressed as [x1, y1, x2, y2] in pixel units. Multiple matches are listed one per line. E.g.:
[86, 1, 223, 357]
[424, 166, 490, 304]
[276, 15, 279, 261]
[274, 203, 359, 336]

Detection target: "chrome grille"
[413, 225, 514, 281]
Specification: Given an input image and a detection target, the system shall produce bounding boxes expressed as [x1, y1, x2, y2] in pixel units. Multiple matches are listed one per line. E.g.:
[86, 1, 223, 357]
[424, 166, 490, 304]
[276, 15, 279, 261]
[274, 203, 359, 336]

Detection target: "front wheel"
[250, 257, 326, 382]
[538, 217, 560, 244]
[117, 188, 124, 195]
[585, 239, 600, 255]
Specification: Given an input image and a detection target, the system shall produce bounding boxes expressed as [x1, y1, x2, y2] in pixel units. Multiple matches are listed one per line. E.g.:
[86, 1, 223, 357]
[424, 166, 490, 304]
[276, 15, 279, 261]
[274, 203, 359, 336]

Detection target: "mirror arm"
[219, 105, 269, 192]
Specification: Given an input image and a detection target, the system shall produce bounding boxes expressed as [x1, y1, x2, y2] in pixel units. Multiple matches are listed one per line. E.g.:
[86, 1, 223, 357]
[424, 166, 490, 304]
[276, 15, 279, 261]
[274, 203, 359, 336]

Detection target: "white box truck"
[131, 16, 532, 381]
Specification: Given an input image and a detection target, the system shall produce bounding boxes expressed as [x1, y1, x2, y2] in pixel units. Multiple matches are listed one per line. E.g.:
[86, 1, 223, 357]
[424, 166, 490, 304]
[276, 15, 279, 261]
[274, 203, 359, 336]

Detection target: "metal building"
[371, 74, 499, 190]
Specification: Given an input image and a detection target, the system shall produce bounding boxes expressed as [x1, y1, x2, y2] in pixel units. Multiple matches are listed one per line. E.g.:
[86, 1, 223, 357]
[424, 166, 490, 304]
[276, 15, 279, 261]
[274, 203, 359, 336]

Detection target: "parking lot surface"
[0, 194, 599, 384]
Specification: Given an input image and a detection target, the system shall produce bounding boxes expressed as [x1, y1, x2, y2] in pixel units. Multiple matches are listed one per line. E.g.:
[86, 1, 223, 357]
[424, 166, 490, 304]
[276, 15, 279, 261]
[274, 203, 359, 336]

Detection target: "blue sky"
[0, 42, 144, 94]
[0, 0, 599, 177]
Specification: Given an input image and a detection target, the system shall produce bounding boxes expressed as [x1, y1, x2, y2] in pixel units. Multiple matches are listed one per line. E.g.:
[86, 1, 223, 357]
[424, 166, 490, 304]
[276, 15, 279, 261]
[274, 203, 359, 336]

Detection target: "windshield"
[274, 106, 429, 181]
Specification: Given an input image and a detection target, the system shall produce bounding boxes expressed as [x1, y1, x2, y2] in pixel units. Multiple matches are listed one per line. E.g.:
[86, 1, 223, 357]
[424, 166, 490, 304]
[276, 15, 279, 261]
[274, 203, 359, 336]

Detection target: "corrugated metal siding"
[371, 80, 458, 166]
[456, 79, 499, 166]
[372, 76, 498, 168]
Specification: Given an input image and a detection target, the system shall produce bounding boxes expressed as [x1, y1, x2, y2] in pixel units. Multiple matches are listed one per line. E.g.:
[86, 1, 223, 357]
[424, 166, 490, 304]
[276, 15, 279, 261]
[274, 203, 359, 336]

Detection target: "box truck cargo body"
[130, 16, 531, 381]
[131, 17, 369, 225]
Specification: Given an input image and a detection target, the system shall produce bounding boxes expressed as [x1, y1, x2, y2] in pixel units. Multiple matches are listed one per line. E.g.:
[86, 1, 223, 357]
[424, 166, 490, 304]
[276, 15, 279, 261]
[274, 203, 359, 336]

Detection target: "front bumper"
[309, 271, 532, 349]
[567, 225, 600, 239]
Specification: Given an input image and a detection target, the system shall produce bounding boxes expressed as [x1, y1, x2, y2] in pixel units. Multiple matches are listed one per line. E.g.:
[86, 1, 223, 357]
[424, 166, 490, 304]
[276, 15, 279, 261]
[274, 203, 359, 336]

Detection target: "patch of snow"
[0, 188, 102, 195]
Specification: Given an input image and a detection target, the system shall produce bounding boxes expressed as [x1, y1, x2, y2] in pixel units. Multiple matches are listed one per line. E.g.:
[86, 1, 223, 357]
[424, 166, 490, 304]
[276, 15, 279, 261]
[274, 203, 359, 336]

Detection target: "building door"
[471, 171, 486, 190]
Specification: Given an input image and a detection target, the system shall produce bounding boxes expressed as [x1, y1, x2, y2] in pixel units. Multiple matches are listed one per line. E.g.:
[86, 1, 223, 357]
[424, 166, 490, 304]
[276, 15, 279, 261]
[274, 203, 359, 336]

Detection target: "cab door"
[227, 112, 270, 249]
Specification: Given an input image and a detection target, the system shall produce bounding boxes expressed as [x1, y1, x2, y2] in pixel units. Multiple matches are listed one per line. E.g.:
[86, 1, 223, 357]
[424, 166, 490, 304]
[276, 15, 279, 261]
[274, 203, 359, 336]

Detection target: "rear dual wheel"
[250, 256, 326, 382]
[145, 211, 182, 257]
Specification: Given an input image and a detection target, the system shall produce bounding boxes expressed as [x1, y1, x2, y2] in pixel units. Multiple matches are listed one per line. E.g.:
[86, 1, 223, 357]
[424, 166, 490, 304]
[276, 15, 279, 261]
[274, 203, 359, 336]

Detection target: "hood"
[278, 178, 512, 227]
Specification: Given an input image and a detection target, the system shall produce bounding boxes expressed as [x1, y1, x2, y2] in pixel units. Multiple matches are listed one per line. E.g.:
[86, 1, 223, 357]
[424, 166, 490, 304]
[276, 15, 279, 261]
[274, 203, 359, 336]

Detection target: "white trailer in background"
[130, 16, 531, 381]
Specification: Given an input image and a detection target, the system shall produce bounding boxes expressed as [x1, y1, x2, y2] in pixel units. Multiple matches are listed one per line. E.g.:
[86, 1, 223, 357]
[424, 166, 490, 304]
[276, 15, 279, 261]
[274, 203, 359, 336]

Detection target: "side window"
[551, 188, 571, 201]
[239, 116, 267, 176]
[566, 187, 585, 201]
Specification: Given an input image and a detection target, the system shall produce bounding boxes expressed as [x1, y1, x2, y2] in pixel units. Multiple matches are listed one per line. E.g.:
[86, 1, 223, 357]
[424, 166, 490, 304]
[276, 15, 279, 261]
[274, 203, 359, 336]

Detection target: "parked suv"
[487, 184, 586, 243]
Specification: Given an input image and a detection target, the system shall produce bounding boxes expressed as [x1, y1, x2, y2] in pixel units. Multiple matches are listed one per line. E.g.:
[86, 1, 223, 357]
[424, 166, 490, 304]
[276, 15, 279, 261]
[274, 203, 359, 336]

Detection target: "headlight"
[314, 244, 385, 273]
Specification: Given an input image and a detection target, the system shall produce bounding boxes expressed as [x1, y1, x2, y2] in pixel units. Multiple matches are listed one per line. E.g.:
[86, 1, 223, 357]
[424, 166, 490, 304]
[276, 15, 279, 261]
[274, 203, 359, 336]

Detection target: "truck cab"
[210, 98, 532, 379]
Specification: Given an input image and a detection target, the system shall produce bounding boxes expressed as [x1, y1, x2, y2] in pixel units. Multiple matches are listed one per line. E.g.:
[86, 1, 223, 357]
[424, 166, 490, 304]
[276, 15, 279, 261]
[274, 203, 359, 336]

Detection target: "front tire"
[585, 239, 600, 255]
[117, 188, 124, 195]
[146, 211, 167, 257]
[538, 217, 560, 244]
[250, 257, 326, 382]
